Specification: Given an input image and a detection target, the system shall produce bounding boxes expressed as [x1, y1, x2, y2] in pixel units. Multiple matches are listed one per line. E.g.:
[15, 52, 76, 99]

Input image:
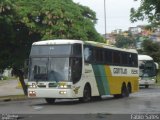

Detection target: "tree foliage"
[130, 0, 160, 25]
[0, 0, 103, 71]
[139, 40, 160, 63]
[115, 35, 135, 48]
[0, 0, 103, 95]
[14, 0, 103, 41]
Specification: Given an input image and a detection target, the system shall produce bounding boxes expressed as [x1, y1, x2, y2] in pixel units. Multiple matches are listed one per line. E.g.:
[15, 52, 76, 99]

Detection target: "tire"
[145, 85, 149, 88]
[121, 85, 129, 97]
[79, 84, 91, 102]
[113, 94, 122, 98]
[92, 96, 102, 101]
[127, 83, 132, 94]
[114, 84, 129, 98]
[45, 98, 55, 104]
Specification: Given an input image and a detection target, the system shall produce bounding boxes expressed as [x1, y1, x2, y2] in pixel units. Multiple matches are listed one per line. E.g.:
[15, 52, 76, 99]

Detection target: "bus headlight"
[59, 85, 67, 88]
[29, 83, 37, 88]
[58, 84, 71, 89]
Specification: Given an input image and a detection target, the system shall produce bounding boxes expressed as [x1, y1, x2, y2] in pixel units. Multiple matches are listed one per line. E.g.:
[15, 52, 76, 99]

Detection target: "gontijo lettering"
[113, 68, 127, 74]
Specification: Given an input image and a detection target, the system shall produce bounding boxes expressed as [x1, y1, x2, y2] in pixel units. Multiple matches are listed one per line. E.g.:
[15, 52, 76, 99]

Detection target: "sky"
[73, 0, 148, 34]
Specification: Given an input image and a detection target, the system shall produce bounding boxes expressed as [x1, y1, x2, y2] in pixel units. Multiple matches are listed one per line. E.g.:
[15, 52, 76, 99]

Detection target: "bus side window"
[129, 53, 138, 67]
[73, 44, 82, 57]
[84, 46, 93, 62]
[122, 52, 128, 66]
[113, 51, 121, 65]
[94, 48, 103, 64]
[71, 58, 82, 84]
[129, 54, 132, 66]
[104, 49, 112, 64]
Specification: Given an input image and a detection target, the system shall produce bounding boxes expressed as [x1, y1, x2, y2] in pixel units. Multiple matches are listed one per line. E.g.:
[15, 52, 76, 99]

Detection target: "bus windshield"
[30, 45, 72, 56]
[29, 57, 70, 82]
[139, 60, 156, 77]
[29, 43, 82, 83]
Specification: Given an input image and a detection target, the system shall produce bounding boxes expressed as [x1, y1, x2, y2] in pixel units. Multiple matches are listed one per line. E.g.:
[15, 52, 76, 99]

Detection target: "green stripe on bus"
[92, 65, 110, 95]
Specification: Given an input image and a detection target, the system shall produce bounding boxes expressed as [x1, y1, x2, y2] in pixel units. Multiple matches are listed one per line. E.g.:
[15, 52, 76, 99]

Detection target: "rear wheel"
[45, 98, 55, 104]
[114, 94, 122, 98]
[127, 83, 132, 94]
[145, 85, 149, 88]
[114, 83, 129, 98]
[121, 85, 129, 97]
[79, 84, 91, 102]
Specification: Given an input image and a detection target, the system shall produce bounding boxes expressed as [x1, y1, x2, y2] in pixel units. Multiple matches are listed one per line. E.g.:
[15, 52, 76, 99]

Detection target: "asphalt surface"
[1, 80, 160, 120]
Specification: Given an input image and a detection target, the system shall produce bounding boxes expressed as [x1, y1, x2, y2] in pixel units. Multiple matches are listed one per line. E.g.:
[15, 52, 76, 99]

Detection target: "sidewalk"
[0, 79, 27, 101]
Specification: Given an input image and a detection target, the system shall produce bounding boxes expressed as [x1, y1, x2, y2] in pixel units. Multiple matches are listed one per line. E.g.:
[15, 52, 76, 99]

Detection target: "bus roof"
[32, 39, 137, 53]
[85, 41, 137, 53]
[138, 55, 153, 61]
[32, 39, 83, 45]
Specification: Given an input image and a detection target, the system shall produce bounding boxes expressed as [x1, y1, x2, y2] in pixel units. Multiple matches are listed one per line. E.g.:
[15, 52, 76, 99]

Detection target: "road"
[0, 86, 160, 120]
[1, 86, 160, 114]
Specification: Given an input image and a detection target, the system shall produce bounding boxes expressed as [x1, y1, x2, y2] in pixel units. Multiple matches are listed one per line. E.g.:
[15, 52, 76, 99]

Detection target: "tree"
[130, 0, 160, 26]
[0, 0, 40, 95]
[0, 0, 103, 95]
[14, 0, 103, 41]
[139, 40, 160, 63]
[115, 35, 135, 48]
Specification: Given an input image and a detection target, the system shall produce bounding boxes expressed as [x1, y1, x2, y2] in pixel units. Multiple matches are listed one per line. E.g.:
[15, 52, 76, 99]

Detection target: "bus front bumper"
[139, 79, 156, 86]
[28, 88, 77, 99]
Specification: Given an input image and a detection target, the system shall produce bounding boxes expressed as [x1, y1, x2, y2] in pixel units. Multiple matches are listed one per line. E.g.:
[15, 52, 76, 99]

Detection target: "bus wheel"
[114, 84, 129, 98]
[79, 84, 91, 102]
[145, 85, 149, 88]
[45, 98, 55, 104]
[121, 84, 129, 97]
[127, 83, 132, 94]
[92, 96, 102, 101]
[113, 94, 121, 98]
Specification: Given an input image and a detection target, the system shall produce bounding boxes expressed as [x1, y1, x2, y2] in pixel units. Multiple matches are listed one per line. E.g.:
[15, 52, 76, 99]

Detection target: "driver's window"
[71, 58, 82, 84]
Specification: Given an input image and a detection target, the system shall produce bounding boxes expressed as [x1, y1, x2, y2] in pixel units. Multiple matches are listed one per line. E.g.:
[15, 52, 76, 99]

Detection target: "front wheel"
[45, 98, 55, 104]
[79, 84, 91, 102]
[92, 96, 102, 101]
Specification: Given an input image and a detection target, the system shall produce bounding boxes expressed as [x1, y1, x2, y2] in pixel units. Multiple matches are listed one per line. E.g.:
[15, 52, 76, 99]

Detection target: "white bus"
[138, 55, 158, 88]
[28, 39, 139, 103]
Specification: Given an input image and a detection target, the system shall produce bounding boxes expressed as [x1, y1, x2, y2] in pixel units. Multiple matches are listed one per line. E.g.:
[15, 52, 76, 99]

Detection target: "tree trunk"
[19, 72, 28, 96]
[12, 68, 28, 96]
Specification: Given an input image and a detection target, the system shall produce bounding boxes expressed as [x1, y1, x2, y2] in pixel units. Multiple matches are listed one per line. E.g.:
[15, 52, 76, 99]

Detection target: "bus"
[28, 39, 139, 103]
[138, 55, 158, 88]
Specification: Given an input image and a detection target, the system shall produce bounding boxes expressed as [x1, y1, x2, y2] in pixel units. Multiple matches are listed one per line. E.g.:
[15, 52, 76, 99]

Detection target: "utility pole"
[104, 0, 107, 41]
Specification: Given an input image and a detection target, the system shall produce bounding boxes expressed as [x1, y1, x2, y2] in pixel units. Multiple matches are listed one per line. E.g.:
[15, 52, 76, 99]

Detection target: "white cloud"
[73, 0, 148, 34]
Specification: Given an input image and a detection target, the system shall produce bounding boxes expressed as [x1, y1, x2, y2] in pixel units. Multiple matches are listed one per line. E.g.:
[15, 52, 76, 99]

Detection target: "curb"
[0, 95, 28, 102]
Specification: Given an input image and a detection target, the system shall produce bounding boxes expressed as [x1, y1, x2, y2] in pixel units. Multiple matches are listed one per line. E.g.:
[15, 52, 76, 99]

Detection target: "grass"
[1, 76, 18, 80]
